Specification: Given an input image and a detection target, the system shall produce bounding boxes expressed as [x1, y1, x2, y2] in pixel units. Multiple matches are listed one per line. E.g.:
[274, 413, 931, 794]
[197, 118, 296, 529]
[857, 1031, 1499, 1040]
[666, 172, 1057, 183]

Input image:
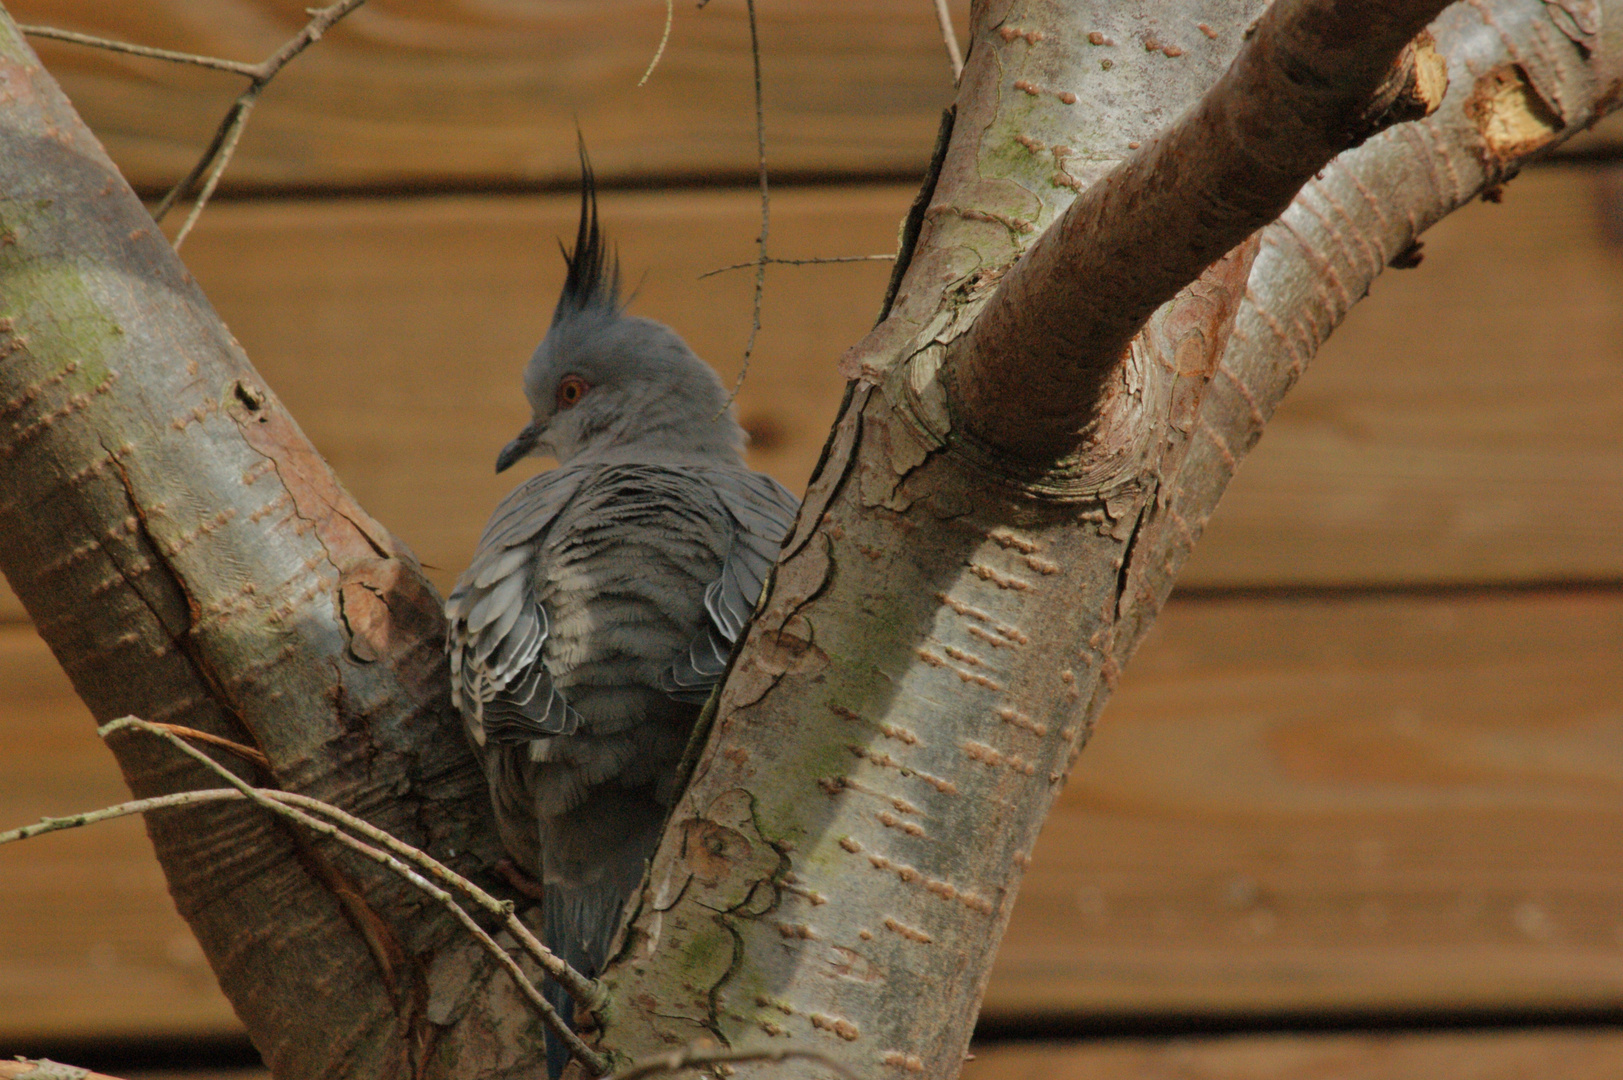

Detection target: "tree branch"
[25, 0, 370, 246]
[98, 719, 605, 1031]
[946, 0, 1451, 463]
[14, 25, 260, 75]
[0, 1062, 124, 1080]
[0, 13, 545, 1069]
[602, 1046, 858, 1080]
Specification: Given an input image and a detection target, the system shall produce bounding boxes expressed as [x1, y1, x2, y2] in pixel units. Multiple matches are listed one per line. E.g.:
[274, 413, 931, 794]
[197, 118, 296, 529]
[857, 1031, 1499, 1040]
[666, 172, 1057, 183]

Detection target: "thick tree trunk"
[1, 1, 1618, 1079]
[589, 1, 1622, 1075]
[0, 13, 549, 1078]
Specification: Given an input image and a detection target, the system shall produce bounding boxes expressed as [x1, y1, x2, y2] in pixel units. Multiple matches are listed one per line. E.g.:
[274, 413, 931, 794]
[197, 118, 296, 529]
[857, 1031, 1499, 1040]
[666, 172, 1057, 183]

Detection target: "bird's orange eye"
[555, 375, 590, 410]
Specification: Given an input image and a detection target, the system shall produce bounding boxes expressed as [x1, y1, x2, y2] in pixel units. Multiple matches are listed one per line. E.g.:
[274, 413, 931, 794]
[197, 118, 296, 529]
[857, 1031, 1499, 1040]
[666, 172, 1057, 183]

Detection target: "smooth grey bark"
[589, 1, 1623, 1076]
[0, 1, 1618, 1079]
[0, 12, 551, 1077]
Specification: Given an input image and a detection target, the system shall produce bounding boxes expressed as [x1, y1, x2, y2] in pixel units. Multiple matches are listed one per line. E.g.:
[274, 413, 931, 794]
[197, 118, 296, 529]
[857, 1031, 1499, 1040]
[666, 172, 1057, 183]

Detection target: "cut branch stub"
[945, 0, 1453, 466]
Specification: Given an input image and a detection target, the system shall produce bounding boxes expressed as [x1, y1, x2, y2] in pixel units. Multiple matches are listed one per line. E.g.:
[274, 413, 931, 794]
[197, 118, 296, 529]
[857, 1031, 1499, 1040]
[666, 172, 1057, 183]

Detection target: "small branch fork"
[947, 0, 1453, 463]
[0, 717, 609, 1076]
[20, 0, 369, 249]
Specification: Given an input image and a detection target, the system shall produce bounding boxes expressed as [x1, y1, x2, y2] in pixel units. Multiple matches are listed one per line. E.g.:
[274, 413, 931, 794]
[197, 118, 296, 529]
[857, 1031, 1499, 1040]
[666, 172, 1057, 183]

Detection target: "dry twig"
[146, 722, 270, 768]
[14, 26, 259, 75]
[0, 765, 597, 1009]
[22, 0, 370, 249]
[698, 254, 895, 280]
[932, 0, 965, 81]
[0, 788, 243, 846]
[42, 717, 612, 1074]
[603, 1045, 860, 1080]
[638, 0, 676, 87]
[717, 0, 771, 414]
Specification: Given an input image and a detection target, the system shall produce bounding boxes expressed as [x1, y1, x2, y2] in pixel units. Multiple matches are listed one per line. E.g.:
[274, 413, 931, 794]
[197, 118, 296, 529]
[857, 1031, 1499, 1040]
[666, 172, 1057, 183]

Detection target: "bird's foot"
[494, 857, 547, 902]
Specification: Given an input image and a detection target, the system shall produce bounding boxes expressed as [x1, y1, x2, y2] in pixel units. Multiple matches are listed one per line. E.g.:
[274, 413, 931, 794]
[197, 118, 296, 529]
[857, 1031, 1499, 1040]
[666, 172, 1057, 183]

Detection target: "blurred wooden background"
[2, 2, 1621, 1077]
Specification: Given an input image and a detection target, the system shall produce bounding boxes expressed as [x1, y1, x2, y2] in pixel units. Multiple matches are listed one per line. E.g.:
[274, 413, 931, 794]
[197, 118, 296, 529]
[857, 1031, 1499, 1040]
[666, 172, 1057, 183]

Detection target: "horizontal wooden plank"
[962, 1028, 1623, 1080]
[4, 589, 1619, 1039]
[29, 1028, 1623, 1080]
[0, 630, 238, 1039]
[9, 0, 963, 192]
[984, 589, 1623, 1021]
[8, 1, 1619, 197]
[4, 165, 1621, 622]
[1182, 163, 1623, 588]
[22, 1027, 1623, 1080]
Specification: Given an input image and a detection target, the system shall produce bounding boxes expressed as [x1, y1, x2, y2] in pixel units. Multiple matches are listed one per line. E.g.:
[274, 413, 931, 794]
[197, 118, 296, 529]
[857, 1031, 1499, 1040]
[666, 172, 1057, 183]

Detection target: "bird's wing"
[660, 468, 800, 701]
[446, 465, 592, 743]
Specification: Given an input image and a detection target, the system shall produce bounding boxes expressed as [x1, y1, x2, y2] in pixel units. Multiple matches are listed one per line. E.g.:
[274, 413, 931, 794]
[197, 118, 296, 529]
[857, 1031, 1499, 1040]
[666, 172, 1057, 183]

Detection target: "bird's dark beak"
[496, 422, 541, 473]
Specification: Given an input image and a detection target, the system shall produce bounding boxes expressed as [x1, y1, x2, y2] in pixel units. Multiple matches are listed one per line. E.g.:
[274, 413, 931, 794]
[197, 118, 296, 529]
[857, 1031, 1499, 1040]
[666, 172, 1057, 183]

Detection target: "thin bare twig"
[171, 96, 256, 248]
[97, 717, 610, 1074]
[17, 25, 260, 76]
[0, 758, 597, 1010]
[24, 0, 369, 248]
[603, 1045, 860, 1080]
[638, 0, 676, 87]
[0, 788, 243, 846]
[931, 0, 964, 81]
[270, 787, 602, 1009]
[149, 97, 247, 223]
[699, 254, 895, 280]
[718, 0, 771, 415]
[147, 722, 270, 769]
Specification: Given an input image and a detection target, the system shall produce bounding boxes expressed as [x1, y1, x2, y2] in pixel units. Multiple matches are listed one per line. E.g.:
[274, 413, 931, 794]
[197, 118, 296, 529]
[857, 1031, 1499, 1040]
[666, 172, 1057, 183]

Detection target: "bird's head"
[496, 146, 744, 473]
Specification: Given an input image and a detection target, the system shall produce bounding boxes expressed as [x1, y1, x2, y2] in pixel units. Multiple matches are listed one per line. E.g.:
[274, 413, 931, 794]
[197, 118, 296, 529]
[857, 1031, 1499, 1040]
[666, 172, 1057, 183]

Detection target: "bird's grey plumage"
[446, 141, 798, 1077]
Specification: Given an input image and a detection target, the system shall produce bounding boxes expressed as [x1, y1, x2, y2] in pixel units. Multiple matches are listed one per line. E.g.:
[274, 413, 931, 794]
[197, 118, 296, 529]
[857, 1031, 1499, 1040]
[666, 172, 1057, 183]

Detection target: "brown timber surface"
[1, 168, 1620, 623]
[5, 586, 1621, 1037]
[1, 4, 1620, 1066]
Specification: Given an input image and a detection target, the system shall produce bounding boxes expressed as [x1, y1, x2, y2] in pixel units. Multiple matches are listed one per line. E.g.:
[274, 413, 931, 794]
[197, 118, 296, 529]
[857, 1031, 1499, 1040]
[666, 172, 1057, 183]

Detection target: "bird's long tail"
[541, 863, 646, 1078]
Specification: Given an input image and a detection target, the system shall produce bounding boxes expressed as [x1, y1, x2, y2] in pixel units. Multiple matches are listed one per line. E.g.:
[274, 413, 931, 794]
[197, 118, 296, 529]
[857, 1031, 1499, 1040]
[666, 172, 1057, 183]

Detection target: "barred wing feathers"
[662, 468, 800, 700]
[448, 463, 799, 739]
[446, 467, 587, 743]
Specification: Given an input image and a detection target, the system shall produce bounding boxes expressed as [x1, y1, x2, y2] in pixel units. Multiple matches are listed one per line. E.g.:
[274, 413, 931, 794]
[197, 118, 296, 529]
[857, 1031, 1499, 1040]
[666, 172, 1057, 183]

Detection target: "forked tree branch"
[947, 0, 1451, 463]
[23, 0, 368, 248]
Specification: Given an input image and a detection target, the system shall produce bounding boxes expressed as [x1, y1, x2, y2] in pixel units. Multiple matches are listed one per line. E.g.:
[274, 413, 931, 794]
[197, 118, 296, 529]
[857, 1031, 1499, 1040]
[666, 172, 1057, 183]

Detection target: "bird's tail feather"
[541, 866, 645, 1078]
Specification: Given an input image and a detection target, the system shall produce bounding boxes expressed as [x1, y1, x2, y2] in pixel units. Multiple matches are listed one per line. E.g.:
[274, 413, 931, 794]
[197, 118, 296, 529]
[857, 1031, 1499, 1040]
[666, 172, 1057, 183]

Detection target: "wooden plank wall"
[3, 3, 1623, 1075]
[8, 0, 1621, 193]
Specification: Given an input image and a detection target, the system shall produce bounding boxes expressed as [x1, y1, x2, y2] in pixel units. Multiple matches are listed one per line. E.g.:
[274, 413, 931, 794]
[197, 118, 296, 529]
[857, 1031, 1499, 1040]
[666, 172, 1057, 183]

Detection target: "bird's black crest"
[552, 137, 622, 326]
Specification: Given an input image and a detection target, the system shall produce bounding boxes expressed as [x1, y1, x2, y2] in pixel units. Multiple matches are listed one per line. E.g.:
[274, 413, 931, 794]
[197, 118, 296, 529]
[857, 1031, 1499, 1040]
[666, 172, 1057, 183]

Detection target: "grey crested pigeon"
[445, 147, 799, 1076]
